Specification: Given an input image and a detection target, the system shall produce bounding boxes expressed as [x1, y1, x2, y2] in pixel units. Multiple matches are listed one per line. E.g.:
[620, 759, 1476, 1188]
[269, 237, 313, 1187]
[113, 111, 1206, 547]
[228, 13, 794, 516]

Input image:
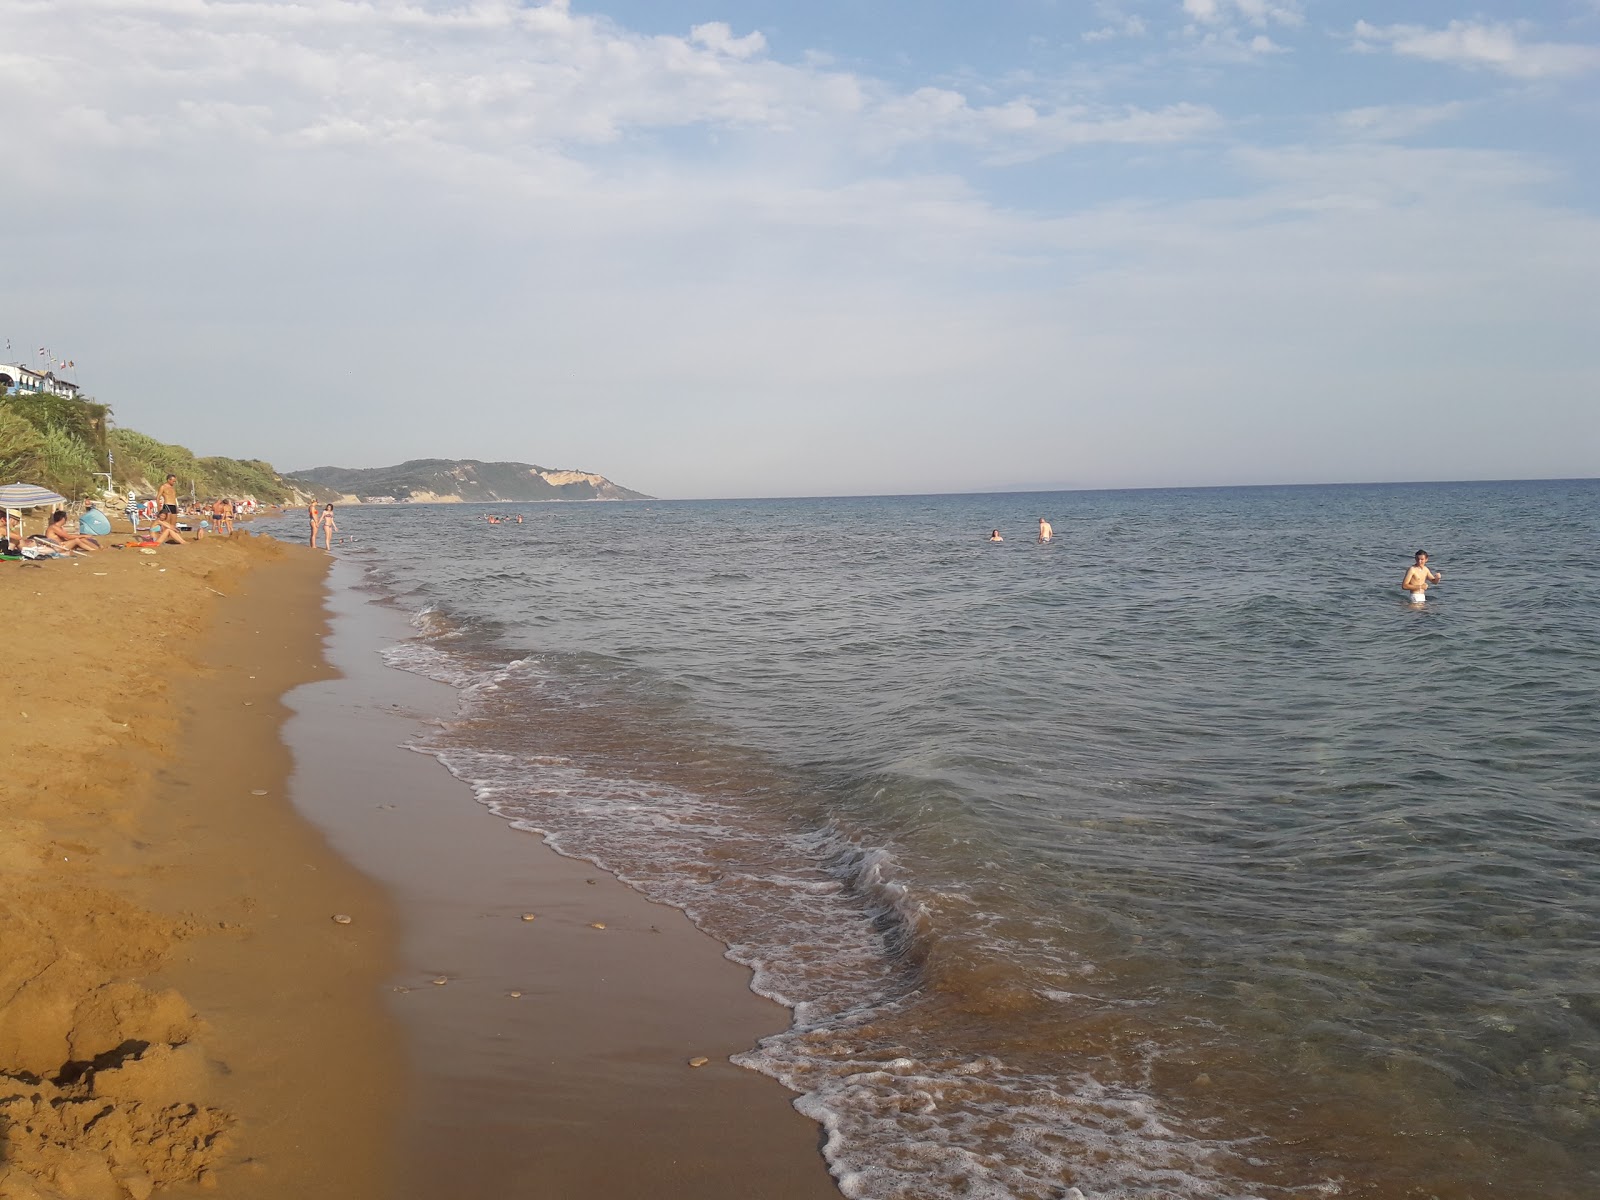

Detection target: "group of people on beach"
[2, 471, 271, 562]
[124, 473, 250, 544]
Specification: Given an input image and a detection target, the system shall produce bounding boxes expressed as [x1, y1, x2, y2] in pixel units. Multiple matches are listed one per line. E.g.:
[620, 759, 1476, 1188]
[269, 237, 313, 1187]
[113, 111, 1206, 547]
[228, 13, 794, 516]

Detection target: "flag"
[68, 360, 74, 369]
[38, 347, 46, 357]
[58, 360, 66, 369]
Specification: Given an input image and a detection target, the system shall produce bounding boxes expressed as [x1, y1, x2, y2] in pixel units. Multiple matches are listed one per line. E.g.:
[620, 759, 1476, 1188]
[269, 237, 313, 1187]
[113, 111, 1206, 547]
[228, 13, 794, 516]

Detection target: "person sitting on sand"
[45, 510, 101, 553]
[988, 530, 1004, 542]
[144, 519, 188, 546]
[1401, 550, 1441, 604]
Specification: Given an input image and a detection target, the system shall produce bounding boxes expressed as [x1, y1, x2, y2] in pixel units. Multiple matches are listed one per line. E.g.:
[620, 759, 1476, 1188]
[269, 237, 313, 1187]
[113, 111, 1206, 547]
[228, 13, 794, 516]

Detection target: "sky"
[1, 0, 1596, 498]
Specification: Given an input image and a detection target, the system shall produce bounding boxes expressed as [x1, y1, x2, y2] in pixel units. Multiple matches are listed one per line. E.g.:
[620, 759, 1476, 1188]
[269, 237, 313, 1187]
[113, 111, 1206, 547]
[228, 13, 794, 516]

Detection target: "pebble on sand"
[589, 922, 607, 930]
[331, 914, 353, 925]
[508, 991, 523, 998]
[688, 1057, 710, 1068]
[520, 912, 538, 921]
[431, 977, 449, 986]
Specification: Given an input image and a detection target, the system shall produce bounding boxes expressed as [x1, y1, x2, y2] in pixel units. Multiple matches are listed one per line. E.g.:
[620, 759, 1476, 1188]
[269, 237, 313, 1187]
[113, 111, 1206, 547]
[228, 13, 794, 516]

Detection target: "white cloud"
[1353, 19, 1600, 79]
[1083, 15, 1147, 43]
[689, 21, 766, 60]
[1333, 102, 1469, 141]
[0, 0, 1211, 172]
[1183, 0, 1302, 29]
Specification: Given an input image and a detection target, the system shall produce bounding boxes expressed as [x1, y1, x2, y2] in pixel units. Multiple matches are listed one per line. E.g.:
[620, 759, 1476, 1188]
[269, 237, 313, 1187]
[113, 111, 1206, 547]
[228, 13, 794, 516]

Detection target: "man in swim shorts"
[157, 474, 179, 519]
[1038, 517, 1053, 542]
[1401, 550, 1441, 604]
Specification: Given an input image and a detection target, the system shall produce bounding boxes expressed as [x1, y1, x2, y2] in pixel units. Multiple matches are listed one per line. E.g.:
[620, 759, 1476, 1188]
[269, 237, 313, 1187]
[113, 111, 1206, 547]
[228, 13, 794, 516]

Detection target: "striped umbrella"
[0, 483, 67, 508]
[1, 482, 69, 546]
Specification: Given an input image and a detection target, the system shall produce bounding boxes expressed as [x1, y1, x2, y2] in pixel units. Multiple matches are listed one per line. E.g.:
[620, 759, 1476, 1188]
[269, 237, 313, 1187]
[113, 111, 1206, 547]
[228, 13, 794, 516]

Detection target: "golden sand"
[0, 533, 398, 1200]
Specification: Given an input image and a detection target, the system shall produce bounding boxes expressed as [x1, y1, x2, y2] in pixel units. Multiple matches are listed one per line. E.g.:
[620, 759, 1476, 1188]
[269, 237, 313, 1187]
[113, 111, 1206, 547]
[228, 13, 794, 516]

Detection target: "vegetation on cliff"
[0, 393, 301, 503]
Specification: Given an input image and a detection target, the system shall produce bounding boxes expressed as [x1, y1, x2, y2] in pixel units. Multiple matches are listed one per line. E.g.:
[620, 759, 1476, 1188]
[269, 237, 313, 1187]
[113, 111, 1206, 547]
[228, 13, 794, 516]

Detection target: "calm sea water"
[337, 481, 1600, 1200]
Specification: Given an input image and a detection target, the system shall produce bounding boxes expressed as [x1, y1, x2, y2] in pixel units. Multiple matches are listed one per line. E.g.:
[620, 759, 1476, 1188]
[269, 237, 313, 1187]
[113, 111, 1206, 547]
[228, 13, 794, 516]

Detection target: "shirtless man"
[1038, 517, 1053, 543]
[157, 474, 179, 522]
[45, 510, 101, 552]
[1401, 550, 1441, 604]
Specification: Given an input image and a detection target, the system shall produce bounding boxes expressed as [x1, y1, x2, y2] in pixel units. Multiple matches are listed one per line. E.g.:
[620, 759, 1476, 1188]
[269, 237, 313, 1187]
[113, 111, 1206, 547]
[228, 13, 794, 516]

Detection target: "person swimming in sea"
[1401, 550, 1442, 604]
[1038, 517, 1053, 543]
[988, 530, 1004, 542]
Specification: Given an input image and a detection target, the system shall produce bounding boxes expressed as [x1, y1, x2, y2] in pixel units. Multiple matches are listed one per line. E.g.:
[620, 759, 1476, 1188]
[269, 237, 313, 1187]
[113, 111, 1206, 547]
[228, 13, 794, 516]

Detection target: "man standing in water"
[1401, 550, 1442, 604]
[1038, 517, 1053, 543]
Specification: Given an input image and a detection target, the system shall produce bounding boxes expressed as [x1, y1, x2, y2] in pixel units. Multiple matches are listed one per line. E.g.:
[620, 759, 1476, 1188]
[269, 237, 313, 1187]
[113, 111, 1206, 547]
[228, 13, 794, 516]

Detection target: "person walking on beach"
[157, 474, 179, 522]
[1038, 517, 1053, 543]
[319, 504, 338, 550]
[1401, 550, 1442, 604]
[308, 503, 320, 545]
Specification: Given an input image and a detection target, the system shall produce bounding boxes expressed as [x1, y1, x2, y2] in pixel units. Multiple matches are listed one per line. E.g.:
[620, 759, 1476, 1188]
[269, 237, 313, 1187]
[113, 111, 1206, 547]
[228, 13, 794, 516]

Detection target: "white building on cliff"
[0, 363, 81, 398]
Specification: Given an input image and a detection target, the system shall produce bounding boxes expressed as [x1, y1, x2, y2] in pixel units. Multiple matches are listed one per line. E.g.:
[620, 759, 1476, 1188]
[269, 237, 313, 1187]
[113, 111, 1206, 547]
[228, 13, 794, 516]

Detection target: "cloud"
[1353, 19, 1600, 79]
[1183, 0, 1302, 29]
[1083, 14, 1148, 43]
[1333, 101, 1469, 141]
[0, 0, 1214, 174]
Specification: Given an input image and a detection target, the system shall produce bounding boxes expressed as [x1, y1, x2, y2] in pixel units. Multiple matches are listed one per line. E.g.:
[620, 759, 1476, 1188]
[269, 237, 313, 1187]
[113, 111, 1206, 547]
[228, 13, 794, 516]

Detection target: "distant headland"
[286, 458, 650, 504]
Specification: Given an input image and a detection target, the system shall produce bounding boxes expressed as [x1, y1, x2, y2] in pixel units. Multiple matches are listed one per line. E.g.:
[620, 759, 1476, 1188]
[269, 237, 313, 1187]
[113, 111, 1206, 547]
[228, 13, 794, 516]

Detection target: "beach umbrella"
[0, 482, 69, 543]
[0, 483, 67, 508]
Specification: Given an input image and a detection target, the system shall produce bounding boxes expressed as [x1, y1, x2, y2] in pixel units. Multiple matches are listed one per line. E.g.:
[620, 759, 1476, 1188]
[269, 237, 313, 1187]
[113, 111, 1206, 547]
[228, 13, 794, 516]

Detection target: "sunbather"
[45, 511, 101, 552]
[145, 519, 188, 546]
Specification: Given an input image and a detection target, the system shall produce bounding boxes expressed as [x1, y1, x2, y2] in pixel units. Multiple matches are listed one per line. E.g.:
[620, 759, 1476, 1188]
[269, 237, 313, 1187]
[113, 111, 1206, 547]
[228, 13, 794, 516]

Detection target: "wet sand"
[2, 534, 837, 1199]
[282, 559, 839, 1199]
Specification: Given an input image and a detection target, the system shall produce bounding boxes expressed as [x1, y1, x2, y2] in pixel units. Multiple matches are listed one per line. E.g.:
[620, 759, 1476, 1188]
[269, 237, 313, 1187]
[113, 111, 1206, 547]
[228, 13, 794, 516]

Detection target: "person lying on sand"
[45, 510, 101, 552]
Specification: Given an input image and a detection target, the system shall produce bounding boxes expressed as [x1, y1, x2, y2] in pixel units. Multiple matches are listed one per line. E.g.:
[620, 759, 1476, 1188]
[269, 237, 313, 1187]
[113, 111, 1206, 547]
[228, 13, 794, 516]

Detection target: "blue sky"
[1, 0, 1596, 497]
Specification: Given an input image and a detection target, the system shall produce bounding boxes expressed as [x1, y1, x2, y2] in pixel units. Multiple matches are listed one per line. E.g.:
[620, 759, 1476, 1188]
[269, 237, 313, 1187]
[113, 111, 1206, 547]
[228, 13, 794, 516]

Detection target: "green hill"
[0, 393, 306, 504]
[286, 459, 650, 503]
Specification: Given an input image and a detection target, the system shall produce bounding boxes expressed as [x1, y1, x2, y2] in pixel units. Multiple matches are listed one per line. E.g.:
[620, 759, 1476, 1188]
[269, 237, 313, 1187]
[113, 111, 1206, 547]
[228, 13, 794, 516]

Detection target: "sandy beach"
[1, 530, 837, 1199]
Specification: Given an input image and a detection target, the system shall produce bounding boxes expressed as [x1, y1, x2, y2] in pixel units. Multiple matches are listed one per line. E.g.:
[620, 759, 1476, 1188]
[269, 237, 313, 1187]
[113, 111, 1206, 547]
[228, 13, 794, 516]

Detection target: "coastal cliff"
[286, 459, 650, 504]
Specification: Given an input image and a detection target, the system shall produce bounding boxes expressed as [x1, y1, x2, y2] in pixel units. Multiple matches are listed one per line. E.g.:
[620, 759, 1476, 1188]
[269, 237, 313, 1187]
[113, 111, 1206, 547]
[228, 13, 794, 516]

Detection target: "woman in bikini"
[309, 503, 320, 545]
[319, 504, 338, 550]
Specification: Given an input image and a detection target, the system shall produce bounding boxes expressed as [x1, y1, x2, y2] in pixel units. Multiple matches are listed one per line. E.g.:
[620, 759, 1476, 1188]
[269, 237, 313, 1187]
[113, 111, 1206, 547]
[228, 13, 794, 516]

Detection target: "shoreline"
[2, 536, 838, 1199]
[285, 559, 839, 1198]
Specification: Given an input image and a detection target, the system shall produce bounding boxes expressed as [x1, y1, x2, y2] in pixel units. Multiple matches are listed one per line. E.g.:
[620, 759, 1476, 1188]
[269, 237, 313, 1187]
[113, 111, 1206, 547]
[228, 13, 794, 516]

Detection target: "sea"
[335, 480, 1599, 1200]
